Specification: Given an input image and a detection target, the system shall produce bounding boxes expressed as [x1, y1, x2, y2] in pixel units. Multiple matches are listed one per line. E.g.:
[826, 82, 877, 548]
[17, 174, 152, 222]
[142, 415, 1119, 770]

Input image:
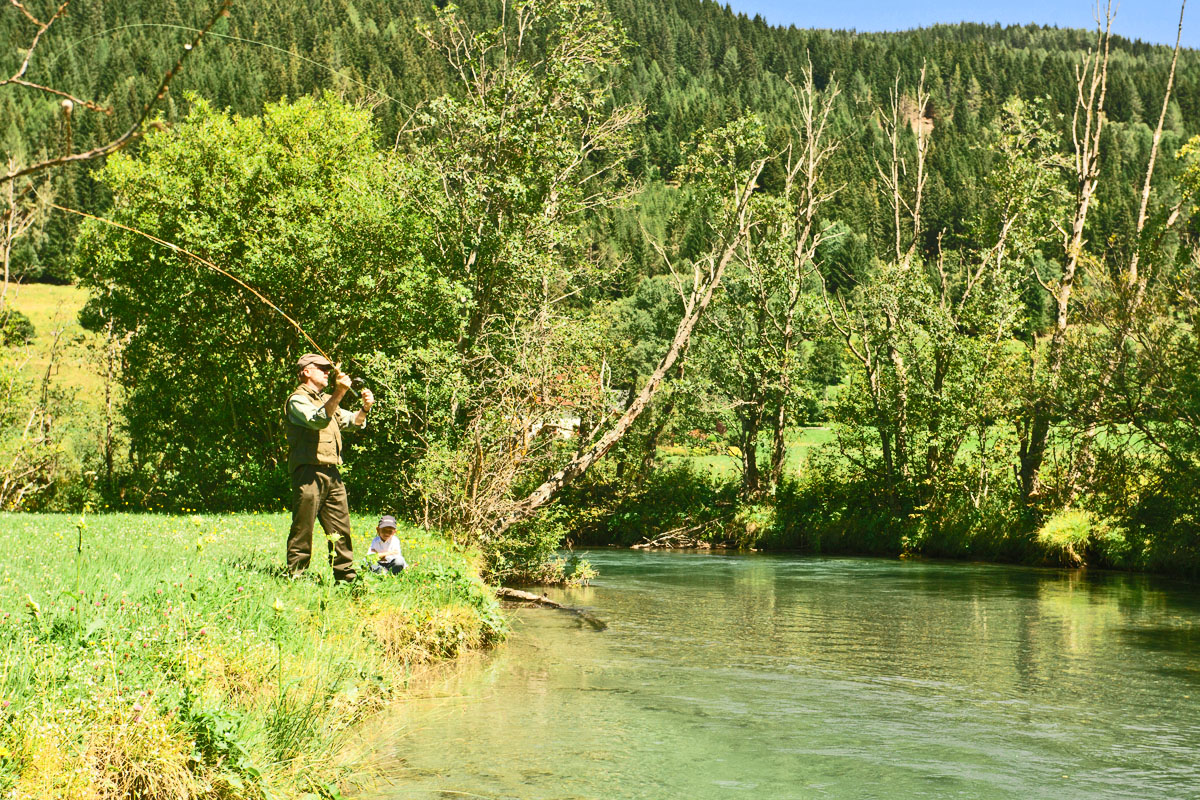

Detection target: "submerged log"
[496, 587, 608, 631]
[496, 587, 565, 607]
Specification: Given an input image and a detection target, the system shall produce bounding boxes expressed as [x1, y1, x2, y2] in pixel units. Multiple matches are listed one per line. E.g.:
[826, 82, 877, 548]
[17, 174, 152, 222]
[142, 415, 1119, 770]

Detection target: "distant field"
[4, 281, 102, 398]
[661, 426, 836, 479]
[661, 423, 1147, 483]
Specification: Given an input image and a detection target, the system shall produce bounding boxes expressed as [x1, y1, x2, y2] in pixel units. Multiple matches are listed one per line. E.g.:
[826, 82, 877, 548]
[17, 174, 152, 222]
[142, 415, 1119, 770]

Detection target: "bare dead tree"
[876, 65, 930, 263]
[1018, 3, 1113, 503]
[863, 67, 931, 481]
[1065, 0, 1188, 499]
[0, 0, 110, 114]
[1, 0, 233, 186]
[490, 160, 767, 538]
[0, 0, 237, 508]
[2, 0, 233, 344]
[766, 63, 842, 489]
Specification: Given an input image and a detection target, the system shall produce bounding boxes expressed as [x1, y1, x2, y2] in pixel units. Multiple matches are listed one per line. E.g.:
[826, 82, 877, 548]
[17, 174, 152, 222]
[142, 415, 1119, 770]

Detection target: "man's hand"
[361, 387, 374, 413]
[332, 370, 353, 396]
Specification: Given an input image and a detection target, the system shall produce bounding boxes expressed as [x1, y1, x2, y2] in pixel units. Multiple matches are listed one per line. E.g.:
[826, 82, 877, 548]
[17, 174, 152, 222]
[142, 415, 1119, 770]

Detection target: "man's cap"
[295, 353, 333, 371]
[377, 515, 398, 529]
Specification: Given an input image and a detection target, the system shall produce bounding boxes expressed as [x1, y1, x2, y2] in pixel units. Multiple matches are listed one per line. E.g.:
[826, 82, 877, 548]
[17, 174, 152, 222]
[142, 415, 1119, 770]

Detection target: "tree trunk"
[1020, 16, 1112, 504]
[769, 395, 788, 491]
[490, 162, 765, 538]
[740, 411, 761, 497]
[885, 317, 909, 478]
[923, 348, 948, 503]
[638, 370, 680, 486]
[768, 326, 797, 491]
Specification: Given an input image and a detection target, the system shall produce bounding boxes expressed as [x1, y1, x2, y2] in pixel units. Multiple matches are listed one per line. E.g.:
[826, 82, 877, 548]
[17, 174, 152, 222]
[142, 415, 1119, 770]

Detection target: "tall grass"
[0, 512, 504, 799]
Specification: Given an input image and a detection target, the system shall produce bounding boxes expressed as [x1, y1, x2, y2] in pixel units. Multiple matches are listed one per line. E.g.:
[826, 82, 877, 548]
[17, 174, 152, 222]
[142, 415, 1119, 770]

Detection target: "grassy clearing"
[4, 283, 100, 398]
[0, 512, 504, 799]
[659, 427, 836, 479]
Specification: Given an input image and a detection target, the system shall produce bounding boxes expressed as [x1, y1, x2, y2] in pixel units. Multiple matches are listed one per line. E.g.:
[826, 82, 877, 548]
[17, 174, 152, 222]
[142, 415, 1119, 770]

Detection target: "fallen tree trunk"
[496, 587, 608, 631]
[496, 587, 567, 606]
[490, 161, 766, 539]
[631, 518, 725, 549]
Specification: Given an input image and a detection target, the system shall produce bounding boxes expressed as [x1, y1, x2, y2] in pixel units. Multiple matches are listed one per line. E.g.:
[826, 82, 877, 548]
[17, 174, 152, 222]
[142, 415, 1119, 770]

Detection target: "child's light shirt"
[369, 535, 405, 566]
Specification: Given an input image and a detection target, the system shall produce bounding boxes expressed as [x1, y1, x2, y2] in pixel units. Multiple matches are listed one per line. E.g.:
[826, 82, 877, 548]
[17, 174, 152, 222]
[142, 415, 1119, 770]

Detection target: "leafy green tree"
[825, 96, 1068, 521]
[365, 0, 644, 560]
[697, 66, 840, 496]
[75, 95, 439, 509]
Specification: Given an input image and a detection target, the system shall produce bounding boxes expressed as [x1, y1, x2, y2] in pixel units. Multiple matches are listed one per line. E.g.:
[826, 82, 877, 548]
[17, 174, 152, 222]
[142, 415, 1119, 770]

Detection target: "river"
[380, 550, 1200, 799]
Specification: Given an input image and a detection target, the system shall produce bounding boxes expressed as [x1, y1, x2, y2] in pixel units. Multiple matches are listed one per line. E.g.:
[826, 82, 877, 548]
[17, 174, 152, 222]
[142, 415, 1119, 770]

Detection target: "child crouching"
[367, 515, 406, 575]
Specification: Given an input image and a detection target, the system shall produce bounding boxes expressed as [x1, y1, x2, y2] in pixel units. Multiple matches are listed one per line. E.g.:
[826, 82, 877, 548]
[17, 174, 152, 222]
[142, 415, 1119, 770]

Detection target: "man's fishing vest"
[285, 386, 343, 474]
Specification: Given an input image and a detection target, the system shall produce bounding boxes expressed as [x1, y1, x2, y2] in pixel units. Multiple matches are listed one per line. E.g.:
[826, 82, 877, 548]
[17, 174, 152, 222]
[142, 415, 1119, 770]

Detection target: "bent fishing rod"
[49, 200, 368, 396]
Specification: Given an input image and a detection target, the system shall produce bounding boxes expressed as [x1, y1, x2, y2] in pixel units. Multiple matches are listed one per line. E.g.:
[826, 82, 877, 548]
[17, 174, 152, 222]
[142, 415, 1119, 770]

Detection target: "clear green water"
[383, 551, 1200, 799]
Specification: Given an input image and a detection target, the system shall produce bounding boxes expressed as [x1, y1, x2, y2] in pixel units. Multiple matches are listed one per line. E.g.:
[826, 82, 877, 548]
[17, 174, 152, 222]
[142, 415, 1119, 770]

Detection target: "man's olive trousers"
[288, 464, 356, 582]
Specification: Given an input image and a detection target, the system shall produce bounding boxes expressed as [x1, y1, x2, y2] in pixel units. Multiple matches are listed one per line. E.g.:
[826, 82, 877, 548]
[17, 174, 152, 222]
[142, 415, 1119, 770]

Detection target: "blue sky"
[721, 1, 1195, 48]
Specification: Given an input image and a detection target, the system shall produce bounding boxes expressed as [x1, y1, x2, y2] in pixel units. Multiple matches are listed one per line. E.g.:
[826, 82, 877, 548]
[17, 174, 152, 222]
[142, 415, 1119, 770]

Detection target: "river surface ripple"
[380, 551, 1200, 799]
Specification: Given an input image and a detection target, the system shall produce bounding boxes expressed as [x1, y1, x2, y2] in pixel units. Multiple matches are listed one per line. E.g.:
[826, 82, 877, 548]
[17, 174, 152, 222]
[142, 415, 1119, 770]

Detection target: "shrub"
[917, 491, 1034, 563]
[485, 506, 576, 584]
[0, 309, 35, 346]
[1036, 509, 1093, 566]
[765, 469, 911, 555]
[1036, 509, 1131, 568]
[726, 503, 775, 549]
[559, 461, 738, 547]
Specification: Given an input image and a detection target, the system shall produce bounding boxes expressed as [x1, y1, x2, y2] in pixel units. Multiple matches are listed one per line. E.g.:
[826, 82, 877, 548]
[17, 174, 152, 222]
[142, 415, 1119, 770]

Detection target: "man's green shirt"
[286, 390, 366, 431]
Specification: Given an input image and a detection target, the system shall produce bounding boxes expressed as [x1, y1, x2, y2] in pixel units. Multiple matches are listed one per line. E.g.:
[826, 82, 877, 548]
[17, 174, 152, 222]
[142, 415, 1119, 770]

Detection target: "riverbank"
[0, 512, 504, 799]
[560, 463, 1199, 578]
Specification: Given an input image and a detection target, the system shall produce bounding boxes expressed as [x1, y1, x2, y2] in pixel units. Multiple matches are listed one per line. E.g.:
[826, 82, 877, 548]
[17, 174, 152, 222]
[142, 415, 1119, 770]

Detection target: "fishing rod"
[24, 10, 426, 395]
[48, 200, 370, 398]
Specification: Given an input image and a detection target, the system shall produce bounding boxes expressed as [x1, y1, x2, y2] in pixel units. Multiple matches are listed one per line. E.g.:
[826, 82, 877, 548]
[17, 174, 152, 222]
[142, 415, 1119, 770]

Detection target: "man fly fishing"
[285, 353, 374, 583]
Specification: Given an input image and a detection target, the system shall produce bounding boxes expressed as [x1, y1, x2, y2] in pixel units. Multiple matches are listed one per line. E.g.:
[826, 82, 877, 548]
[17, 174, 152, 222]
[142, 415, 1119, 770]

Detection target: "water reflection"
[378, 552, 1200, 800]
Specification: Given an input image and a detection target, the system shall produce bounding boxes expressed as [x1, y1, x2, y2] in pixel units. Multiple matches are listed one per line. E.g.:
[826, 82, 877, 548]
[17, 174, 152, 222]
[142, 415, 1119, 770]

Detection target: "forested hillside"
[4, 0, 1198, 280]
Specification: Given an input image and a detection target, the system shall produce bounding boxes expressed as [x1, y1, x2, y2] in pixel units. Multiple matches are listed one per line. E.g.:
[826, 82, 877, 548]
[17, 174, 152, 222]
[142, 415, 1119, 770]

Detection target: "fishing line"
[43, 22, 413, 113]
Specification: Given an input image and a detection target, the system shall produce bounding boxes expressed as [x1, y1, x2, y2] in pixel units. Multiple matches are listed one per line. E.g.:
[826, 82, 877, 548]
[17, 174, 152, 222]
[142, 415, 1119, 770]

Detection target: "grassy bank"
[0, 512, 504, 799]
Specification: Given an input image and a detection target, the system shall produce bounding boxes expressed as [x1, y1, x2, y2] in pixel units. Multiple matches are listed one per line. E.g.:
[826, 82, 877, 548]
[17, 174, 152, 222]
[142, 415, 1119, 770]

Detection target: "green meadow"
[0, 512, 503, 799]
[4, 283, 100, 397]
[659, 427, 837, 480]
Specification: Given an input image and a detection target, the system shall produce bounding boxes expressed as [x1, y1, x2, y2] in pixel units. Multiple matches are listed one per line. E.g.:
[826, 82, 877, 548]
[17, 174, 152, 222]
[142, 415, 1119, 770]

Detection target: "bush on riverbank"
[559, 463, 738, 547]
[0, 512, 504, 799]
[556, 452, 1200, 577]
[1034, 509, 1133, 568]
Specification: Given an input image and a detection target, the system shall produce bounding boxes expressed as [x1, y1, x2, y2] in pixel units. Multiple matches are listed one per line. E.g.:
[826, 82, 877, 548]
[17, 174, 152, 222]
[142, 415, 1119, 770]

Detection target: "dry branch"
[489, 160, 767, 537]
[1, 0, 233, 186]
[1018, 3, 1114, 503]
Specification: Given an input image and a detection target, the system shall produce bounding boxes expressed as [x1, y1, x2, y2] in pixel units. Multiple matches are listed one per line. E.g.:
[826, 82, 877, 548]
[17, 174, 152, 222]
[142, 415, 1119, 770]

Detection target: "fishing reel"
[329, 365, 367, 397]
